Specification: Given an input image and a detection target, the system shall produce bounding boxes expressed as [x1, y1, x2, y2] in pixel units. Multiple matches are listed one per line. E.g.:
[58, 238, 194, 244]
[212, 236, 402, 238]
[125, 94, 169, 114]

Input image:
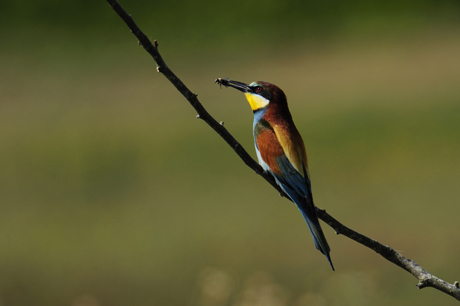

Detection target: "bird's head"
[216, 79, 287, 112]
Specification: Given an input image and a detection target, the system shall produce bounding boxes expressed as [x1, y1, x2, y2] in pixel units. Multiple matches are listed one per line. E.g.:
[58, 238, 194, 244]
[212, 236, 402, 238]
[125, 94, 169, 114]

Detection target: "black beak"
[215, 78, 250, 93]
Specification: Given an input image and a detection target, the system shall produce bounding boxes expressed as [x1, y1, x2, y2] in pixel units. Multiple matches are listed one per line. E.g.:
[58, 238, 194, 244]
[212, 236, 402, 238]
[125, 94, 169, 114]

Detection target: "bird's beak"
[215, 78, 250, 93]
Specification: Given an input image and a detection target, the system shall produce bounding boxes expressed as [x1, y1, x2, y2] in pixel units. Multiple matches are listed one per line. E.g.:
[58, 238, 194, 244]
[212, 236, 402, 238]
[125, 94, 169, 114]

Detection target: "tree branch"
[105, 0, 460, 301]
[105, 0, 282, 194]
[317, 210, 460, 300]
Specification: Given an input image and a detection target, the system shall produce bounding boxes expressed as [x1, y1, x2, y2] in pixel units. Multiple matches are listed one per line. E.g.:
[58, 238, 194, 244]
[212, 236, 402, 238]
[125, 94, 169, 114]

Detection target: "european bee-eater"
[216, 78, 334, 270]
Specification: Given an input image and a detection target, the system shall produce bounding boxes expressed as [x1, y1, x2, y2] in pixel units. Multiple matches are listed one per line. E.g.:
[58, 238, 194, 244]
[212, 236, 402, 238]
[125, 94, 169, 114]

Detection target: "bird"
[215, 78, 334, 270]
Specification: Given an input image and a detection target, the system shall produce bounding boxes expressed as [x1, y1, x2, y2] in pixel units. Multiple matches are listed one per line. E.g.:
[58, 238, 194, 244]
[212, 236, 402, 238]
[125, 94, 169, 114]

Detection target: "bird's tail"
[299, 205, 334, 271]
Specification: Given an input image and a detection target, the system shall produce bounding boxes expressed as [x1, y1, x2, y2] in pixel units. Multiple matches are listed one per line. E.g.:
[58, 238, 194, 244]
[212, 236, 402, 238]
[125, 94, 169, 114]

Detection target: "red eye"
[256, 87, 262, 92]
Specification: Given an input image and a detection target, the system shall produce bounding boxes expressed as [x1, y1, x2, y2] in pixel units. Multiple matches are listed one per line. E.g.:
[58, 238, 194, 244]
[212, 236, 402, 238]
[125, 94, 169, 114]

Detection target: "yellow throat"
[245, 93, 269, 111]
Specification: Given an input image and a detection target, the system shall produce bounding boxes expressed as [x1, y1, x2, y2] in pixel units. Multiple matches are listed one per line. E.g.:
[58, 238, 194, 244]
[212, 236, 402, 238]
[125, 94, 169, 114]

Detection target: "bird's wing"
[271, 124, 308, 177]
[255, 121, 312, 199]
[256, 120, 333, 269]
[272, 124, 312, 198]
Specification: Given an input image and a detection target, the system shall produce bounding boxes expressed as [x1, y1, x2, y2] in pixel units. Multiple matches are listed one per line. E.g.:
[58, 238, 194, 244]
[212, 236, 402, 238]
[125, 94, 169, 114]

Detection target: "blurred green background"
[1, 0, 460, 305]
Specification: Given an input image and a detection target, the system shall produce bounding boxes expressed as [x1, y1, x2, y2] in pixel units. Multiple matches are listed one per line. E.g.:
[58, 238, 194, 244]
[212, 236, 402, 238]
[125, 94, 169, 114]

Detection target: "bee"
[214, 77, 230, 88]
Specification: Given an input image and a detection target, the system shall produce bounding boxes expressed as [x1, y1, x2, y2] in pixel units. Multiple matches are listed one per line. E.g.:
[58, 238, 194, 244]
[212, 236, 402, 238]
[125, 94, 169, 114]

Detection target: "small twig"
[105, 0, 460, 301]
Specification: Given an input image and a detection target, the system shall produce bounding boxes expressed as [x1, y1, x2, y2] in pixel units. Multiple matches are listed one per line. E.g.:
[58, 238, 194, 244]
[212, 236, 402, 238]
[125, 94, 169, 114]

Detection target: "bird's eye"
[256, 87, 262, 92]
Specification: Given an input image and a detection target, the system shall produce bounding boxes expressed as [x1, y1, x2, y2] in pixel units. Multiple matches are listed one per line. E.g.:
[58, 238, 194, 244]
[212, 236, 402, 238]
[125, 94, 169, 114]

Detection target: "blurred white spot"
[233, 271, 289, 306]
[197, 267, 234, 306]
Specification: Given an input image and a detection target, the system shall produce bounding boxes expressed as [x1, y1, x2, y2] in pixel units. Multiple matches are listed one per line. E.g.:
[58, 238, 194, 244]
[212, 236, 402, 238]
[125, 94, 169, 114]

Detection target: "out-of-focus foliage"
[1, 0, 459, 44]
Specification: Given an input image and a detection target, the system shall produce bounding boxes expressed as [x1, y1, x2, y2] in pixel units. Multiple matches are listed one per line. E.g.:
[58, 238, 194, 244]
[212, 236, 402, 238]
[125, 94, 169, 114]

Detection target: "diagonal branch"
[105, 0, 282, 194]
[317, 211, 460, 299]
[105, 0, 460, 301]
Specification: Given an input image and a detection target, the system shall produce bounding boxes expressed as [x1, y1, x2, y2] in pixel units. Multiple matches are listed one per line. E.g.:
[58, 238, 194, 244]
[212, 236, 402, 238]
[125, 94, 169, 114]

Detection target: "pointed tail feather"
[300, 209, 335, 271]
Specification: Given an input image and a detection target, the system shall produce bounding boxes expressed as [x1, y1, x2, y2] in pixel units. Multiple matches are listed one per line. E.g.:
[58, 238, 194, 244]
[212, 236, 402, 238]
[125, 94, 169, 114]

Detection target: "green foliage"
[1, 0, 459, 45]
